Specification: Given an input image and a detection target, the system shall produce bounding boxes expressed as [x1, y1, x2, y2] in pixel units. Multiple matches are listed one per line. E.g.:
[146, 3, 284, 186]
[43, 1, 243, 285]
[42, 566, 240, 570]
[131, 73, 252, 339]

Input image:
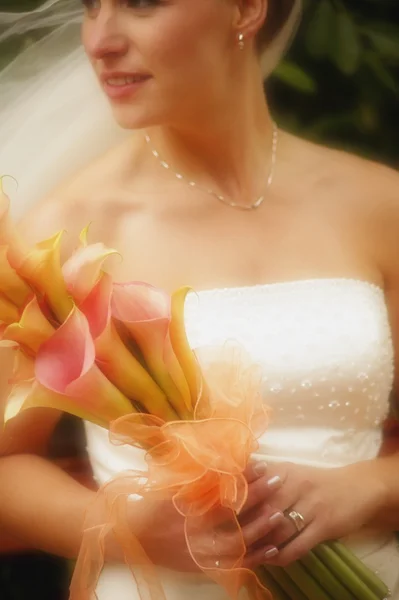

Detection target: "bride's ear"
[232, 0, 268, 43]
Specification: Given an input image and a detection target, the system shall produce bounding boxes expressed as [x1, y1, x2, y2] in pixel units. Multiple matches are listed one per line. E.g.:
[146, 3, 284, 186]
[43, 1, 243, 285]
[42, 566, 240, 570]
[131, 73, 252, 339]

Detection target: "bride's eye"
[123, 0, 162, 7]
[82, 0, 161, 13]
[81, 0, 100, 15]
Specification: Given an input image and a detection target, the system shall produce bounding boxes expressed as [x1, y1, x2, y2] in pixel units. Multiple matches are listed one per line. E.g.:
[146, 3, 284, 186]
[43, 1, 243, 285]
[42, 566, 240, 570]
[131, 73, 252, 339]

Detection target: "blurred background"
[0, 0, 398, 598]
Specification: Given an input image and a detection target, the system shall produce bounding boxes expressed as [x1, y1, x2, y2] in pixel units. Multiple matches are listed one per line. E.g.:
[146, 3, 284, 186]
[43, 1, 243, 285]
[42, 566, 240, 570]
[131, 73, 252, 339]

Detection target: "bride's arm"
[0, 191, 97, 558]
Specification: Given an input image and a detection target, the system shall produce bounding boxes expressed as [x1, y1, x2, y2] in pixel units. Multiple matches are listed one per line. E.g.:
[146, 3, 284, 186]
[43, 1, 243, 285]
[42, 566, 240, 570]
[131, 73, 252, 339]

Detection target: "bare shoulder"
[287, 132, 398, 202]
[17, 135, 138, 254]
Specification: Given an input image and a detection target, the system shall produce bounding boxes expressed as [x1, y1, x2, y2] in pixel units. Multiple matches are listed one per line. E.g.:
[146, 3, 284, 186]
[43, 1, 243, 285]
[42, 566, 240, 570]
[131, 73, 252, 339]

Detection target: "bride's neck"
[146, 73, 275, 203]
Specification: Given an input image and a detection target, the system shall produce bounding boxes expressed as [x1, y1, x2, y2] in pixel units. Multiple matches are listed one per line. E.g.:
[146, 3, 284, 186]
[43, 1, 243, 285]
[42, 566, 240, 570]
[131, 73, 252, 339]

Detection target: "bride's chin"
[109, 105, 159, 131]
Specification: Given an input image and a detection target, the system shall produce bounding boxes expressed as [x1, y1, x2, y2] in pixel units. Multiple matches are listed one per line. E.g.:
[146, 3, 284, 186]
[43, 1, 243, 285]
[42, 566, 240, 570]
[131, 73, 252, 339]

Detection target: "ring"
[285, 509, 306, 533]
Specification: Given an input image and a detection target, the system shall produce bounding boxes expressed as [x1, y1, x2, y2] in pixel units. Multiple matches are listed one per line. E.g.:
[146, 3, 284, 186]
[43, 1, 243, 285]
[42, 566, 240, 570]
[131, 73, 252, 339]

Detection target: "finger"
[268, 500, 315, 550]
[263, 519, 324, 567]
[241, 506, 285, 548]
[241, 473, 284, 514]
[244, 460, 268, 483]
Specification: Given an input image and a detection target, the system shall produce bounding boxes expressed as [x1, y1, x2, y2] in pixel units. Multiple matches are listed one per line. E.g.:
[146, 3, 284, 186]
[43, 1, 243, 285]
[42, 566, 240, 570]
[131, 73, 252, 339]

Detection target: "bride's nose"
[84, 14, 129, 61]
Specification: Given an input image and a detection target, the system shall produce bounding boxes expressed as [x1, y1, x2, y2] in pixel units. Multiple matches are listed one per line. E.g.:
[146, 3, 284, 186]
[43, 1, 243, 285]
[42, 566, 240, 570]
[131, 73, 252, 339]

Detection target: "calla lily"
[16, 231, 73, 323]
[111, 282, 192, 419]
[5, 307, 134, 428]
[0, 246, 31, 307]
[170, 287, 201, 407]
[79, 272, 113, 340]
[9, 350, 35, 384]
[0, 178, 14, 246]
[63, 228, 119, 303]
[0, 293, 19, 326]
[65, 270, 175, 420]
[0, 178, 26, 266]
[3, 297, 55, 355]
[95, 319, 178, 421]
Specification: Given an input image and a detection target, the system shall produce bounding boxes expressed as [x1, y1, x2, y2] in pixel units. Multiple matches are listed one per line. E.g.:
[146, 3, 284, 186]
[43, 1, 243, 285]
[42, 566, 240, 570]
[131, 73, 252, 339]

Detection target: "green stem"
[314, 543, 381, 600]
[283, 561, 334, 600]
[300, 550, 356, 600]
[257, 567, 291, 600]
[328, 541, 390, 599]
[263, 565, 308, 600]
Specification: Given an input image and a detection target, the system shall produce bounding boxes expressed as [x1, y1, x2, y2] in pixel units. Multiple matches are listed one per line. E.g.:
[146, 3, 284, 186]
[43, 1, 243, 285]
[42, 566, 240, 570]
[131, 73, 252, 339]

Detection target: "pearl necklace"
[144, 122, 279, 211]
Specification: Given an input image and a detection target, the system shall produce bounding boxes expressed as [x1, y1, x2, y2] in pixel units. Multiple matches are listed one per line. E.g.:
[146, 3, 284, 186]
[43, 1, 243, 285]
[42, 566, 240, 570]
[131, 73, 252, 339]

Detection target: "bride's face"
[82, 0, 240, 129]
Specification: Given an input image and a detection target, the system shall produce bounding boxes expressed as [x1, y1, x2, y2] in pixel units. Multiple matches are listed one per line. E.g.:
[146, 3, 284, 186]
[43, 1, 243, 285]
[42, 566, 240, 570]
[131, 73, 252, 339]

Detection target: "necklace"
[144, 121, 279, 211]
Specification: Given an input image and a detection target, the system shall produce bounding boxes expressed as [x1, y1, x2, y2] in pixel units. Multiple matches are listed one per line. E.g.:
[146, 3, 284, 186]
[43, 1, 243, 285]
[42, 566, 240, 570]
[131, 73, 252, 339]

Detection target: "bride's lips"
[100, 71, 152, 100]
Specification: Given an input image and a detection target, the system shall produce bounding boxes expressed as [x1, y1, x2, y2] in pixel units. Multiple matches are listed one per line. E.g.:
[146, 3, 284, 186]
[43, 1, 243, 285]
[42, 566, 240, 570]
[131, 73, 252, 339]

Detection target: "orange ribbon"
[70, 346, 273, 600]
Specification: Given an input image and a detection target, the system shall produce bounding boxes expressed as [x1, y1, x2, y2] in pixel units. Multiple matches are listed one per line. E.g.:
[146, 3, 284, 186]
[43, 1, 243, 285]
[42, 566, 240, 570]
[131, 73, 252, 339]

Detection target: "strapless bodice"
[85, 278, 394, 480]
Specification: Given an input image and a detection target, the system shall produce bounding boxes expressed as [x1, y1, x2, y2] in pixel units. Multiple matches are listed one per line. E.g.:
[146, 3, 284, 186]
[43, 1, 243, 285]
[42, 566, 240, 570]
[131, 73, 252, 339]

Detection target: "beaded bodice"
[85, 278, 395, 481]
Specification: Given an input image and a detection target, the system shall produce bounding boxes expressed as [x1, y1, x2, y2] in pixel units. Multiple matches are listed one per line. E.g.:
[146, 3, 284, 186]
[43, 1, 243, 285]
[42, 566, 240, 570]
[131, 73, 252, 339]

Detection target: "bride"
[1, 0, 399, 598]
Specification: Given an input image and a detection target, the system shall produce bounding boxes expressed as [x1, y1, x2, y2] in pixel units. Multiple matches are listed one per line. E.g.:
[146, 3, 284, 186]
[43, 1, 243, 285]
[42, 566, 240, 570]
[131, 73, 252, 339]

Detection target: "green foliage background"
[0, 0, 398, 165]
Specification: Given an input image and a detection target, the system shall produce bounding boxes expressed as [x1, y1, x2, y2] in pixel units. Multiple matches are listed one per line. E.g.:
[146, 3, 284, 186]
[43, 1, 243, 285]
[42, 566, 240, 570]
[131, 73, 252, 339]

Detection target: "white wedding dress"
[85, 277, 399, 599]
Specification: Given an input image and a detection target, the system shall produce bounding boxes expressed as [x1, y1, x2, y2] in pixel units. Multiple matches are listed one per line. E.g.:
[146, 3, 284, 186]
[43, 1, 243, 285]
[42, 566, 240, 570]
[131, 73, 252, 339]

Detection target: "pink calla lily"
[5, 307, 133, 428]
[111, 282, 192, 418]
[63, 229, 119, 303]
[79, 272, 113, 340]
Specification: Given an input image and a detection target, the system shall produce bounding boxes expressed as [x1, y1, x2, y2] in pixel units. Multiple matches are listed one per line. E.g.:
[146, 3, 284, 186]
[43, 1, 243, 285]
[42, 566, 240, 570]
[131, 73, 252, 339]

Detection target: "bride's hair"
[259, 0, 297, 49]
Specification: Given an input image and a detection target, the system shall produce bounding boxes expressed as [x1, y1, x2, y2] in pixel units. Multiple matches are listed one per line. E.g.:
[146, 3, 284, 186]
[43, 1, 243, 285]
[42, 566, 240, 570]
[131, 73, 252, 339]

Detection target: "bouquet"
[0, 178, 390, 600]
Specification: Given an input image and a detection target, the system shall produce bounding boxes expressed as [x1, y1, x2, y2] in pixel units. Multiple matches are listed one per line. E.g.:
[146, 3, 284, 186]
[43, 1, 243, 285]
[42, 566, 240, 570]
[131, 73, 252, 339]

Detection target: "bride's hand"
[127, 478, 285, 573]
[242, 460, 388, 568]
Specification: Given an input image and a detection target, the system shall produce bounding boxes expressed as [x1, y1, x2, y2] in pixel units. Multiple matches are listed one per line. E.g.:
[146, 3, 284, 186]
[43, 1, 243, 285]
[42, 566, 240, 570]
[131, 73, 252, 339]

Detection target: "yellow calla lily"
[16, 231, 73, 323]
[111, 283, 192, 419]
[3, 297, 55, 355]
[0, 246, 31, 307]
[170, 286, 202, 409]
[96, 320, 179, 421]
[0, 293, 19, 326]
[0, 178, 26, 266]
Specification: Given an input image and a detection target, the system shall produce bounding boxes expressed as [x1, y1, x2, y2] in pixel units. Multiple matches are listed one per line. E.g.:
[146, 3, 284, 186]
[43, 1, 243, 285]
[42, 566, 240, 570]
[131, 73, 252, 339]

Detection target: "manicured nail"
[253, 461, 268, 476]
[267, 475, 282, 490]
[264, 546, 279, 559]
[269, 511, 284, 525]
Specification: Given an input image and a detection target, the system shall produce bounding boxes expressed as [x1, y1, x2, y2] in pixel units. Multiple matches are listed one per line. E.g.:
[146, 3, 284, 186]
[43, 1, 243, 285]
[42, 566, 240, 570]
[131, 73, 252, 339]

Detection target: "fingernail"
[264, 546, 279, 559]
[267, 475, 282, 490]
[269, 511, 284, 525]
[253, 461, 268, 476]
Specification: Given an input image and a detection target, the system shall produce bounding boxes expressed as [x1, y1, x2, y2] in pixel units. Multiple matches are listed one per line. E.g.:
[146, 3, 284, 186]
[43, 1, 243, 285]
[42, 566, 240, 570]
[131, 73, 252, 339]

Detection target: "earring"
[238, 32, 245, 51]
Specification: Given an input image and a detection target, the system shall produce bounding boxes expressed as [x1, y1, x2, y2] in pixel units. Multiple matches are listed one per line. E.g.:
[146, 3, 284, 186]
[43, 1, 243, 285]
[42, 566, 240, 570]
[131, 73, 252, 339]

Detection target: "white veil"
[0, 0, 302, 220]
